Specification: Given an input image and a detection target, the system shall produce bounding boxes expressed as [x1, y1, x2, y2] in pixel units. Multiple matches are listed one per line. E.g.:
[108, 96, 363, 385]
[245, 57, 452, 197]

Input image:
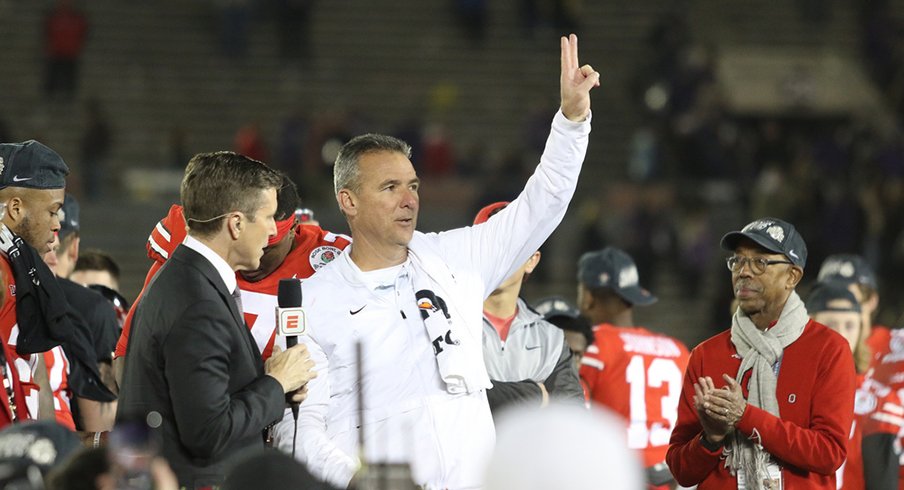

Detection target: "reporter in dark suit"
[117, 152, 316, 489]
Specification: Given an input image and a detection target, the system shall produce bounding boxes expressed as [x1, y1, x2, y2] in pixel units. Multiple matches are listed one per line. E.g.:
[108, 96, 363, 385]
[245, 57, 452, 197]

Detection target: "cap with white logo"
[58, 194, 80, 241]
[533, 296, 581, 320]
[817, 254, 878, 290]
[577, 246, 657, 306]
[0, 420, 82, 483]
[720, 217, 808, 268]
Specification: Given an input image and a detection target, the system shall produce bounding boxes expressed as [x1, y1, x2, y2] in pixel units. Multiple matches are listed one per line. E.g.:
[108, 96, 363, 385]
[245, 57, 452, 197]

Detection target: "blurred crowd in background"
[3, 0, 904, 489]
[2, 0, 904, 381]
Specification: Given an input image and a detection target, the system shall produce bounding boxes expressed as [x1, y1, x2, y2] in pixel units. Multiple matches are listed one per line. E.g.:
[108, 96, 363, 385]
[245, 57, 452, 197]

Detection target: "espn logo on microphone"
[277, 307, 307, 336]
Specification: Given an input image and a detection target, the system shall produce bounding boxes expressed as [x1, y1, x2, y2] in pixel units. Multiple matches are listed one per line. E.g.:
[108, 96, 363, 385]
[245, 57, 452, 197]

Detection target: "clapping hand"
[560, 34, 600, 122]
[703, 374, 748, 427]
[693, 376, 735, 444]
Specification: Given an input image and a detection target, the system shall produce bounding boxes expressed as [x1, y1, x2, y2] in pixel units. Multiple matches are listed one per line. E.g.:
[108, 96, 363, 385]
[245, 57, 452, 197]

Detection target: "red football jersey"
[0, 339, 24, 429]
[842, 372, 904, 490]
[867, 325, 894, 368]
[237, 224, 349, 360]
[145, 204, 188, 264]
[0, 255, 74, 429]
[580, 324, 690, 470]
[0, 257, 27, 429]
[115, 205, 351, 361]
[858, 374, 904, 439]
[42, 346, 73, 430]
[837, 372, 898, 490]
[863, 327, 904, 489]
[877, 387, 904, 490]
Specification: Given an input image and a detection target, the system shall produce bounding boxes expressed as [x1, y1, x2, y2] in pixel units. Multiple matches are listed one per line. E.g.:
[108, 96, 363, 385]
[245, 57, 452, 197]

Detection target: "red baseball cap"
[473, 201, 510, 225]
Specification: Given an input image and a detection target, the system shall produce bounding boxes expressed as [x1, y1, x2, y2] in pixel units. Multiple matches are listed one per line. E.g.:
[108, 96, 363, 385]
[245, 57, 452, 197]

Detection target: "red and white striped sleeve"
[146, 204, 187, 264]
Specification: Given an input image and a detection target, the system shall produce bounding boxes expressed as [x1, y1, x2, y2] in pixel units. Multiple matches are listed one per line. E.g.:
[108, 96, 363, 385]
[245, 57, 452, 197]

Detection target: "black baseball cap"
[817, 254, 877, 290]
[720, 217, 808, 268]
[806, 281, 861, 313]
[58, 194, 80, 241]
[222, 449, 339, 490]
[533, 296, 594, 343]
[534, 296, 581, 321]
[0, 420, 82, 485]
[0, 140, 69, 190]
[577, 247, 657, 306]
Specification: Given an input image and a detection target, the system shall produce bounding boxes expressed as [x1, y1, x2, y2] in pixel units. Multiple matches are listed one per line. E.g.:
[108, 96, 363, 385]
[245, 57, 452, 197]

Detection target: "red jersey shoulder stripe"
[146, 205, 186, 264]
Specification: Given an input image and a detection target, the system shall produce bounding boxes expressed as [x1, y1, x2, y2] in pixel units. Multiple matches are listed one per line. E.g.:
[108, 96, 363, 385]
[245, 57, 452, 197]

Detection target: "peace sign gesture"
[560, 34, 600, 122]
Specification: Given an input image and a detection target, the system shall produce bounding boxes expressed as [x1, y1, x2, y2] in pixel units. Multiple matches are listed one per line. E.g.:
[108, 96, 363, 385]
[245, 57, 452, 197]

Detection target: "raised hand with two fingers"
[560, 34, 601, 122]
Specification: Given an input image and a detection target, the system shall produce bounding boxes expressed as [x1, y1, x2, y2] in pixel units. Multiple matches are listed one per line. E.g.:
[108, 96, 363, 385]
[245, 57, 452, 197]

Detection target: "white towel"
[408, 248, 491, 394]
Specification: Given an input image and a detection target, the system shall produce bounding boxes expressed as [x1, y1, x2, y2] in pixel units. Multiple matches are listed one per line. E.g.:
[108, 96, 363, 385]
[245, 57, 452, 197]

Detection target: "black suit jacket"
[117, 245, 285, 488]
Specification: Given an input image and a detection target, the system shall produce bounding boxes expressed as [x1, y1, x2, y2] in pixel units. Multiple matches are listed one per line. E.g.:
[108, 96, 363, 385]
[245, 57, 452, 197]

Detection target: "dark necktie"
[232, 288, 244, 319]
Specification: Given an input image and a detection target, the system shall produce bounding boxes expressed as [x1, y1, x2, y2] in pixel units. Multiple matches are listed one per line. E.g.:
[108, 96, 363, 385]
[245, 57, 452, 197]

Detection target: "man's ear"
[337, 189, 358, 217]
[864, 291, 879, 313]
[226, 214, 242, 240]
[3, 196, 24, 226]
[577, 284, 593, 313]
[523, 251, 542, 274]
[67, 236, 80, 262]
[787, 266, 803, 289]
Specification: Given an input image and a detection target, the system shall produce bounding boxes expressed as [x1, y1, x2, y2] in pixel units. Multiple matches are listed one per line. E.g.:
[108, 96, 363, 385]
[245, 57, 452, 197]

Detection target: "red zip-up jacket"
[667, 319, 856, 489]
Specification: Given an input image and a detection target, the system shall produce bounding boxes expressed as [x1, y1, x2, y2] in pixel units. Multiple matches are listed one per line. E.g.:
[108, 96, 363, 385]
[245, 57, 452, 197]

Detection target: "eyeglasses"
[726, 256, 793, 275]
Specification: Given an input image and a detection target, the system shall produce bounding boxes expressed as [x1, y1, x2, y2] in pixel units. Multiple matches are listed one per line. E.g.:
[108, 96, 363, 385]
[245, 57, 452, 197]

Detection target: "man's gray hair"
[333, 133, 412, 195]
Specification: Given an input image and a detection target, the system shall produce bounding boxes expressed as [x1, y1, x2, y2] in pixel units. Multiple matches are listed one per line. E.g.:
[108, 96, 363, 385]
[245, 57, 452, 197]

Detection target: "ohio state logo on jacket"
[416, 289, 460, 355]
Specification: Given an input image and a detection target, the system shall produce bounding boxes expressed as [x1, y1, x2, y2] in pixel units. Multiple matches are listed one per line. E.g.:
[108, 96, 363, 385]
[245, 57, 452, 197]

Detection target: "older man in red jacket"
[667, 218, 856, 489]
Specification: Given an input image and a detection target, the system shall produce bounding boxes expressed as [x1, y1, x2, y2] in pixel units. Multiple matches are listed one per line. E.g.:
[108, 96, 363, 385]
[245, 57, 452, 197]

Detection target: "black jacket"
[57, 277, 118, 363]
[116, 245, 285, 489]
[3, 233, 113, 403]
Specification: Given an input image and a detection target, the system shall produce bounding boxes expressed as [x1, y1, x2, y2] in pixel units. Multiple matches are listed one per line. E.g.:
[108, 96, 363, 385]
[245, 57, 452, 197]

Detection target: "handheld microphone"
[277, 278, 305, 424]
[277, 278, 304, 348]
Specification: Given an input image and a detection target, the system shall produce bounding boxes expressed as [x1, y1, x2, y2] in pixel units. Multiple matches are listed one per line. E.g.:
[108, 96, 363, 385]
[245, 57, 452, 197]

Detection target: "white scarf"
[408, 248, 491, 395]
[727, 291, 808, 489]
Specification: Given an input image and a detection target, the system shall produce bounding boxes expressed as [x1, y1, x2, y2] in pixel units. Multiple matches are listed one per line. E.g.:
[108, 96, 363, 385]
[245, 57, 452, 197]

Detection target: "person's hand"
[693, 376, 734, 444]
[287, 384, 310, 404]
[702, 374, 748, 428]
[150, 457, 179, 490]
[536, 381, 549, 407]
[265, 343, 317, 394]
[560, 34, 600, 122]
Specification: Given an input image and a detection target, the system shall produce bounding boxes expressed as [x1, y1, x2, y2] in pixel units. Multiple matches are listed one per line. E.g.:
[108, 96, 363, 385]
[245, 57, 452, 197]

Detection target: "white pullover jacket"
[273, 110, 591, 489]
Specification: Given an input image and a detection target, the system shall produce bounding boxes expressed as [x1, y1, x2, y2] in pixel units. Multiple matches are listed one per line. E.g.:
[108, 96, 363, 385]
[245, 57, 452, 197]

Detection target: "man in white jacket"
[275, 34, 599, 489]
